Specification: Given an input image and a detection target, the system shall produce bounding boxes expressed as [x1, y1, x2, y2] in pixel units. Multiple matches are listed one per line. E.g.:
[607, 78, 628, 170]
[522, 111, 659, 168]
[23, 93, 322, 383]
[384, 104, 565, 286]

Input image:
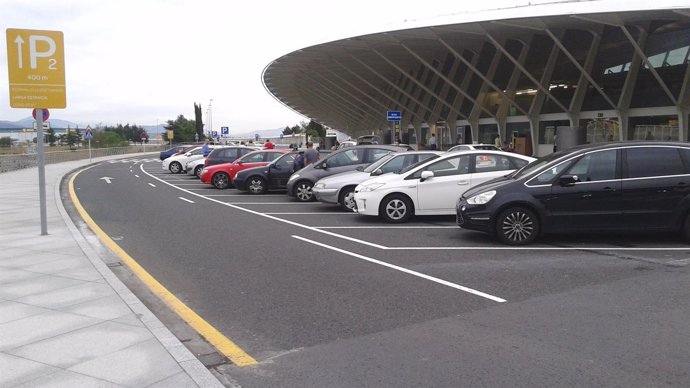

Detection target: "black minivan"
[456, 141, 690, 245]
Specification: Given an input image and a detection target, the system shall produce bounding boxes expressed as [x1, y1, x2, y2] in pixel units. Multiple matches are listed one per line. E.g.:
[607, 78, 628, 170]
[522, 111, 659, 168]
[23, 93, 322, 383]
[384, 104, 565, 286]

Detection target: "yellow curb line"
[69, 168, 257, 367]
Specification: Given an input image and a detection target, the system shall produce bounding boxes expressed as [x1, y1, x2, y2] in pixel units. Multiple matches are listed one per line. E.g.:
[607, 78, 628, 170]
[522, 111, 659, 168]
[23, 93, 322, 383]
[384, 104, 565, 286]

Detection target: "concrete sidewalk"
[0, 156, 226, 387]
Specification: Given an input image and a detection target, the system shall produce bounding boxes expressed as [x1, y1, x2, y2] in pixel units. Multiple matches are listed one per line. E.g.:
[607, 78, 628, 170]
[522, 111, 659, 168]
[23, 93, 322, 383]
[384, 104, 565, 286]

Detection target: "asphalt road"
[69, 156, 690, 387]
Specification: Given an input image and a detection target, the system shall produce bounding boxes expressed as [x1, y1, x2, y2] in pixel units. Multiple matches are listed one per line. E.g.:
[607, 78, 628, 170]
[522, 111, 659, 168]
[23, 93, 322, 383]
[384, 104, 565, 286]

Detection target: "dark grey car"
[286, 144, 410, 202]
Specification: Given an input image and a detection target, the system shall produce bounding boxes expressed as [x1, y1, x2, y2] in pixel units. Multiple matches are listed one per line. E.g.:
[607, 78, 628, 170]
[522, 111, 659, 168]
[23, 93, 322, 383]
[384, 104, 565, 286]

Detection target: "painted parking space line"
[179, 197, 195, 203]
[148, 183, 156, 187]
[264, 212, 356, 215]
[316, 225, 457, 229]
[292, 235, 507, 303]
[142, 164, 686, 253]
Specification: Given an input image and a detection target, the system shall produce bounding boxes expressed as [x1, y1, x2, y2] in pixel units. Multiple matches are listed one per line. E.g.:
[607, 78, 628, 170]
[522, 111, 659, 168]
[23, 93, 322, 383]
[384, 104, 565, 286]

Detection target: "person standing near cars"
[202, 139, 211, 156]
[429, 133, 438, 150]
[264, 139, 274, 149]
[304, 141, 320, 165]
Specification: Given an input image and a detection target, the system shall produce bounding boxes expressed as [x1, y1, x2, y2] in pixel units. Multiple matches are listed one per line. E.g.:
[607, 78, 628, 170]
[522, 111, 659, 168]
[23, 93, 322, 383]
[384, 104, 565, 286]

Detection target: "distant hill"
[0, 120, 23, 130]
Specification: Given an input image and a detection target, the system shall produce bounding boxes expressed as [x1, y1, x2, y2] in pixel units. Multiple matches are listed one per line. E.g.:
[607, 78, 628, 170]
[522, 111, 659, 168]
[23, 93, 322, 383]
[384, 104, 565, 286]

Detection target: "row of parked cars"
[160, 141, 690, 246]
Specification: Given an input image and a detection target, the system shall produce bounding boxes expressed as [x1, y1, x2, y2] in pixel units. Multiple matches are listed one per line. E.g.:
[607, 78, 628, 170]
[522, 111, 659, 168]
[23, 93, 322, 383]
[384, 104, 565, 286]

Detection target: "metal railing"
[0, 145, 167, 173]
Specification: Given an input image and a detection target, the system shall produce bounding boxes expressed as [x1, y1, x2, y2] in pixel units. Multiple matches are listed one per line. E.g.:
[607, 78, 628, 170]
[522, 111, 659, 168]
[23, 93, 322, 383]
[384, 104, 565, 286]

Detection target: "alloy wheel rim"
[343, 192, 355, 210]
[249, 179, 263, 193]
[297, 184, 312, 200]
[502, 211, 533, 242]
[385, 199, 406, 220]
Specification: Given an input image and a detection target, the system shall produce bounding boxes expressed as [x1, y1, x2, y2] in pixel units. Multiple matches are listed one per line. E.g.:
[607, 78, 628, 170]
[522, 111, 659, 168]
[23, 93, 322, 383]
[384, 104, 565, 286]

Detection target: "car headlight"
[314, 183, 326, 189]
[359, 182, 385, 192]
[466, 190, 496, 205]
[288, 173, 300, 182]
[201, 169, 208, 174]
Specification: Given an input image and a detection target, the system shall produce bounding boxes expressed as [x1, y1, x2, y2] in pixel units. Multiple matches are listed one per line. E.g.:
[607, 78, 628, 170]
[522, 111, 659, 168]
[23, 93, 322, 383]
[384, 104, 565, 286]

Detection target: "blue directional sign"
[212, 130, 218, 138]
[221, 126, 229, 136]
[387, 111, 402, 121]
[84, 126, 93, 140]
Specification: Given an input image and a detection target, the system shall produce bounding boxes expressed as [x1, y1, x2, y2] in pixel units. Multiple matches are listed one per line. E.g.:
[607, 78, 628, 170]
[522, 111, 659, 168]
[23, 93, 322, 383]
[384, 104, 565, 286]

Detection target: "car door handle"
[457, 180, 469, 185]
[602, 187, 616, 192]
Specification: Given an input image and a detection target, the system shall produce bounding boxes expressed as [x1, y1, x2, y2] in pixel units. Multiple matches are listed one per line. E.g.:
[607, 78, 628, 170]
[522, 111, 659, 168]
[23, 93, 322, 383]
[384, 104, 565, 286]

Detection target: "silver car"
[313, 150, 442, 211]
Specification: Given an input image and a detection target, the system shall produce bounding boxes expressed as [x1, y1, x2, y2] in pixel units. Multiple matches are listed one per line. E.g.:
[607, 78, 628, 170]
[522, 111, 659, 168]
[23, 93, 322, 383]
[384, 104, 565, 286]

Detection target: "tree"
[45, 127, 57, 146]
[0, 137, 11, 147]
[304, 119, 326, 138]
[194, 102, 204, 140]
[165, 115, 197, 143]
[66, 130, 79, 150]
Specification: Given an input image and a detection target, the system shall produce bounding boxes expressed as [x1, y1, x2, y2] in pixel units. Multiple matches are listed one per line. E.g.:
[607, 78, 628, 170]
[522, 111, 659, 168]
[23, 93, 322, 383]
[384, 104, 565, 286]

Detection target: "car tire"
[294, 181, 314, 202]
[379, 194, 412, 223]
[212, 172, 231, 190]
[194, 165, 203, 177]
[495, 206, 539, 245]
[248, 176, 267, 195]
[169, 161, 182, 174]
[338, 186, 356, 211]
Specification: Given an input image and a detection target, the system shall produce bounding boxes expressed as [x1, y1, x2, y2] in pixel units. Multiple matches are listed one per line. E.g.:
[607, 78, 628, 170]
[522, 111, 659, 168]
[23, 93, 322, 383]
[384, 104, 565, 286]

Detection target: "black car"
[233, 152, 298, 194]
[456, 141, 690, 245]
[159, 145, 193, 160]
[204, 146, 258, 168]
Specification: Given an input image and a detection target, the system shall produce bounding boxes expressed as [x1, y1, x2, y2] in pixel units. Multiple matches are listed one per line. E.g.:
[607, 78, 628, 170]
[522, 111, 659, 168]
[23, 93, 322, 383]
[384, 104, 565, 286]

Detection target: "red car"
[200, 149, 289, 189]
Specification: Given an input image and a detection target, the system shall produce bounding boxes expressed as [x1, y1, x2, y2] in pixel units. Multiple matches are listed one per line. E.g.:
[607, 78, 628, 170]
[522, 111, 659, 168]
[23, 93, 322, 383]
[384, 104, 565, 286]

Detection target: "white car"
[186, 158, 206, 177]
[354, 150, 536, 223]
[162, 145, 226, 174]
[313, 150, 442, 211]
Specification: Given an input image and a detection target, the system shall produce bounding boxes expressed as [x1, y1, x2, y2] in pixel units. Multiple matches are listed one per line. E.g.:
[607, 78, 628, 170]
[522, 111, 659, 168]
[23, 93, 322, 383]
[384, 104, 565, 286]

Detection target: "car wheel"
[248, 176, 267, 195]
[194, 165, 203, 177]
[294, 181, 314, 202]
[212, 172, 231, 190]
[379, 194, 412, 223]
[495, 207, 539, 245]
[338, 187, 356, 211]
[169, 161, 182, 174]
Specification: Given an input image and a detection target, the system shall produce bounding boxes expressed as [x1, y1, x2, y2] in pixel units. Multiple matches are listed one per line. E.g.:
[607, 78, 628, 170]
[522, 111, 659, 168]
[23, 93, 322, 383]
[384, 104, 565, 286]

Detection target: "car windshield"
[398, 156, 438, 174]
[510, 150, 567, 179]
[362, 152, 395, 173]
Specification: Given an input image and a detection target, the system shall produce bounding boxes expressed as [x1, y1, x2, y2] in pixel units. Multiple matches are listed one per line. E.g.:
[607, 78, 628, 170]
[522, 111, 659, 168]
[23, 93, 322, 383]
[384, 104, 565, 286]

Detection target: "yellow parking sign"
[6, 28, 66, 108]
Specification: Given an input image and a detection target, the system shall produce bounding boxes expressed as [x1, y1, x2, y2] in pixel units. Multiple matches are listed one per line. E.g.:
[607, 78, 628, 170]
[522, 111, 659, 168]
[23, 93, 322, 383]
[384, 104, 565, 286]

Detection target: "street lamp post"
[208, 99, 213, 141]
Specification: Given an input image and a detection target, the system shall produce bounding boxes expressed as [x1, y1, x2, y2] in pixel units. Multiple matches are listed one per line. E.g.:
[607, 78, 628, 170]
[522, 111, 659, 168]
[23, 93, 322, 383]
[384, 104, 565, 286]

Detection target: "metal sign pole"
[88, 138, 92, 161]
[35, 109, 48, 235]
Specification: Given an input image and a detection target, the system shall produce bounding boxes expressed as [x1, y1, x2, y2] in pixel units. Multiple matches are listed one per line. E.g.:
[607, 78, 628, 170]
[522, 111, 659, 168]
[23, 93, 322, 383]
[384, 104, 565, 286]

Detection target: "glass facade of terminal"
[264, 9, 690, 156]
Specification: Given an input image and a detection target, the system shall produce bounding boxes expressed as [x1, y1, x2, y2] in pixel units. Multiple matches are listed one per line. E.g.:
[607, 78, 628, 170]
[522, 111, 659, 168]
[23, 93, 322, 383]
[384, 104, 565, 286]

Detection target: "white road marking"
[228, 202, 319, 205]
[140, 164, 687, 252]
[317, 225, 457, 229]
[292, 235, 506, 303]
[148, 183, 156, 187]
[134, 174, 140, 178]
[179, 197, 195, 203]
[264, 212, 355, 215]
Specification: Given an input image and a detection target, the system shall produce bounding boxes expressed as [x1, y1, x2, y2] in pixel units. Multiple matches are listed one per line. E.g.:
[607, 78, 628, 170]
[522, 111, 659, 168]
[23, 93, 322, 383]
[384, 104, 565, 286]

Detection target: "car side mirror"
[559, 174, 579, 187]
[420, 170, 434, 182]
[370, 168, 383, 176]
[356, 165, 365, 172]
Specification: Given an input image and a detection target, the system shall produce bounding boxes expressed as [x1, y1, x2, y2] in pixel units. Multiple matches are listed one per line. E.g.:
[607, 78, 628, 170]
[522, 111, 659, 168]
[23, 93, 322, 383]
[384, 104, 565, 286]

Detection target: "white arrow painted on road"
[100, 177, 114, 184]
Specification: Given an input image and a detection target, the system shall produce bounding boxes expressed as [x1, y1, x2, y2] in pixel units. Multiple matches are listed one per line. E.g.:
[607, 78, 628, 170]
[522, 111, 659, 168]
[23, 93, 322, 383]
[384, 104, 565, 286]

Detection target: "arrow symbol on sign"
[14, 36, 24, 69]
[100, 177, 114, 184]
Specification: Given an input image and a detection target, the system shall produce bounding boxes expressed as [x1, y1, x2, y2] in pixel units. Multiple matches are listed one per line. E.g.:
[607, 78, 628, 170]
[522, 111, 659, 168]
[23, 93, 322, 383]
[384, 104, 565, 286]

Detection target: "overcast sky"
[2, 0, 541, 134]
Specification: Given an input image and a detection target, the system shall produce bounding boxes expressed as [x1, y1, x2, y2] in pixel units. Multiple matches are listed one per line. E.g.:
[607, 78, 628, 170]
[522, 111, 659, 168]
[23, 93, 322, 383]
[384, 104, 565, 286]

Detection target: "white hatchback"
[354, 150, 535, 223]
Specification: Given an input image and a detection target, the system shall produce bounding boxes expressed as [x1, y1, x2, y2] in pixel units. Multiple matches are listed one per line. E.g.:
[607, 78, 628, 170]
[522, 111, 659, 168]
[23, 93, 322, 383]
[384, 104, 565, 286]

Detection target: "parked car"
[448, 143, 502, 152]
[233, 152, 299, 194]
[313, 150, 442, 211]
[200, 149, 289, 189]
[159, 145, 194, 160]
[457, 141, 690, 245]
[204, 146, 258, 168]
[287, 145, 409, 202]
[354, 150, 535, 223]
[186, 158, 207, 177]
[162, 146, 207, 173]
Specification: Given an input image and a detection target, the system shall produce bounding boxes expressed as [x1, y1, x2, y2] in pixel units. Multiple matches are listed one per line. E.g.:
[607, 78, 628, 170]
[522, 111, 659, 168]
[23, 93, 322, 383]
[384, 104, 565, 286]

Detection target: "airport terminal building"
[262, 0, 690, 155]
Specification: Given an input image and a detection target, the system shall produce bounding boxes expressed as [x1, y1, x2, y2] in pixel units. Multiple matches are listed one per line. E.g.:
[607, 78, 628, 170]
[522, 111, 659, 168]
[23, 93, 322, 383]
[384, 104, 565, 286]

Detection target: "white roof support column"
[331, 57, 417, 127]
[529, 33, 562, 118]
[619, 24, 678, 106]
[484, 32, 570, 113]
[496, 39, 529, 119]
[335, 55, 437, 128]
[470, 43, 503, 126]
[368, 46, 468, 122]
[543, 27, 617, 109]
[569, 28, 603, 114]
[617, 26, 648, 113]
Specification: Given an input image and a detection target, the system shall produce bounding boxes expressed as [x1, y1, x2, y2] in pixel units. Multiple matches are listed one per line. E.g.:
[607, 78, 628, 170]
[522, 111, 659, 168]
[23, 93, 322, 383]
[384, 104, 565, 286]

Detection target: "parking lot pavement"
[0, 156, 224, 388]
